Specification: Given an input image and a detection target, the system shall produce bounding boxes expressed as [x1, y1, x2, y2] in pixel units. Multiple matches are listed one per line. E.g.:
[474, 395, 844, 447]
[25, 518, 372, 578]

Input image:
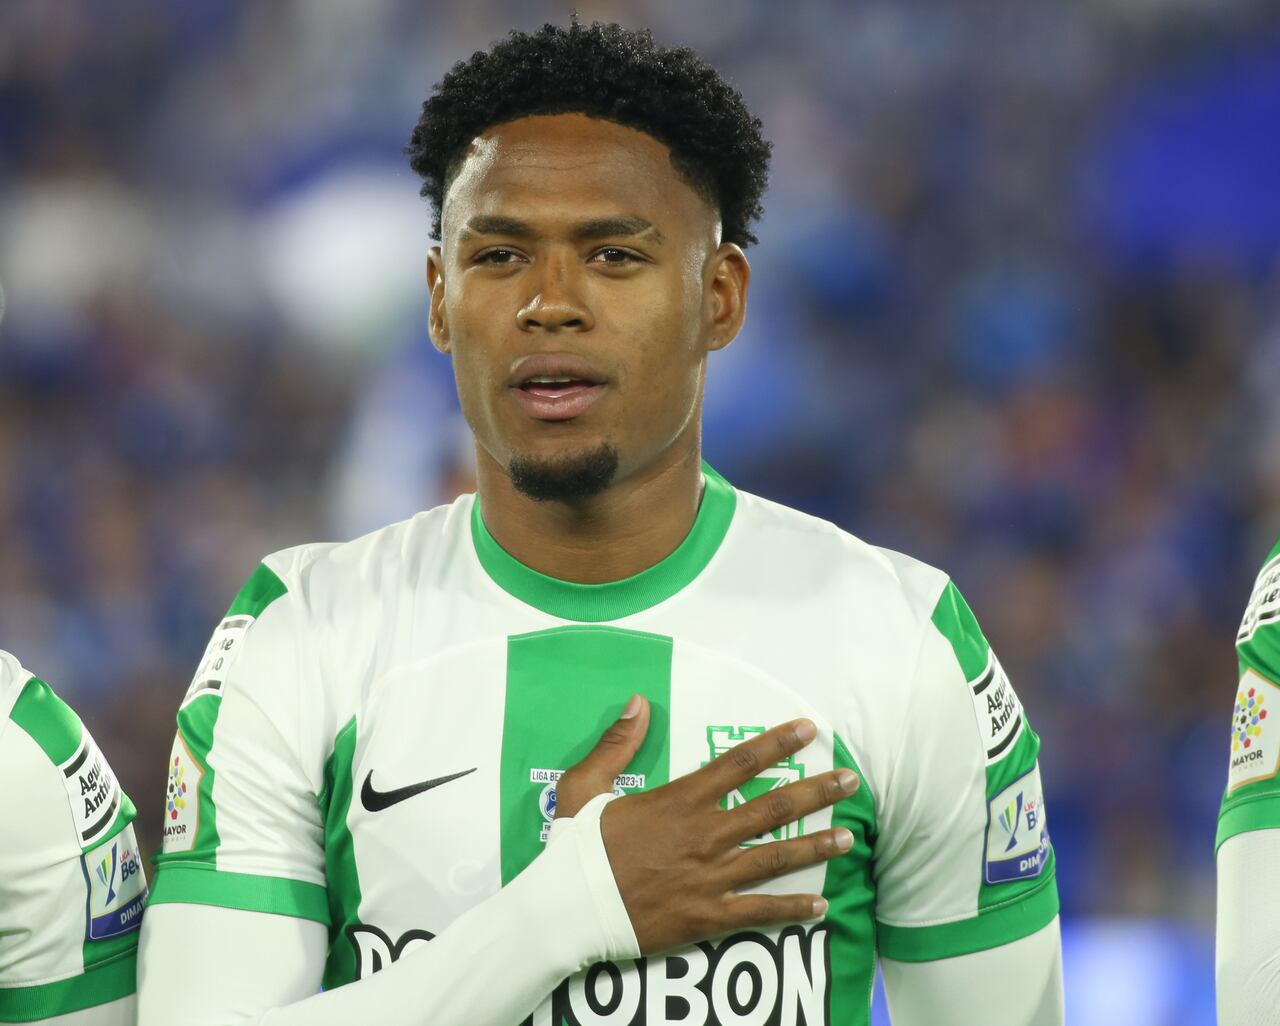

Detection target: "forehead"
[442, 113, 715, 237]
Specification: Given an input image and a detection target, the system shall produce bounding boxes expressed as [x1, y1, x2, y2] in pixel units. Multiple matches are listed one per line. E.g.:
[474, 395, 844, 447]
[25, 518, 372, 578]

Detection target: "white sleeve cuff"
[558, 791, 639, 962]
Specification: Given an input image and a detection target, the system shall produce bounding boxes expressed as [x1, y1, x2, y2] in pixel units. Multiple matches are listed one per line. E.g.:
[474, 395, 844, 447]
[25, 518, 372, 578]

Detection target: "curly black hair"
[405, 21, 771, 247]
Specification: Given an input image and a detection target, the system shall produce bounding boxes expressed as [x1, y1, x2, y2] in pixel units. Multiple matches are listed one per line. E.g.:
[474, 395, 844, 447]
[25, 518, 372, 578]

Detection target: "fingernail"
[834, 828, 854, 851]
[794, 719, 817, 742]
[620, 694, 642, 720]
[811, 897, 829, 918]
[836, 769, 858, 792]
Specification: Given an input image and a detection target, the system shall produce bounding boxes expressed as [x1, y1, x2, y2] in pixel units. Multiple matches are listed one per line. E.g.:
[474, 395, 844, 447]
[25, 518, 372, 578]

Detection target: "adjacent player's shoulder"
[727, 486, 954, 623]
[1236, 534, 1280, 677]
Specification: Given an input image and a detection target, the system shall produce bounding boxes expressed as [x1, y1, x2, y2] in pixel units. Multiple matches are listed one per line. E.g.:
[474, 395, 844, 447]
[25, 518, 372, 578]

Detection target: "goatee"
[509, 443, 620, 503]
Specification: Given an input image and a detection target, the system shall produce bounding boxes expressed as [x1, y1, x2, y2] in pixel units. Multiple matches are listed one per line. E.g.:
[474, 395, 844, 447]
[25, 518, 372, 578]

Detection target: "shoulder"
[726, 487, 953, 628]
[0, 649, 80, 769]
[254, 494, 473, 617]
[1237, 536, 1280, 677]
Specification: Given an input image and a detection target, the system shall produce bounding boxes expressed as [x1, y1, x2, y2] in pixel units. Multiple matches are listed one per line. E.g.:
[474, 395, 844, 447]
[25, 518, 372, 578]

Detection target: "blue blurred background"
[3, 1, 1278, 1020]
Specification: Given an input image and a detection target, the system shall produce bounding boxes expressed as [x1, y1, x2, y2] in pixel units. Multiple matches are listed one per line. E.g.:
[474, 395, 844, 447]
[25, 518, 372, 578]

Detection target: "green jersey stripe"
[227, 563, 289, 618]
[9, 677, 81, 765]
[822, 735, 878, 1023]
[876, 870, 1059, 963]
[147, 866, 329, 923]
[472, 465, 736, 622]
[0, 949, 136, 1023]
[929, 583, 989, 681]
[320, 717, 363, 990]
[1216, 790, 1280, 851]
[500, 626, 673, 885]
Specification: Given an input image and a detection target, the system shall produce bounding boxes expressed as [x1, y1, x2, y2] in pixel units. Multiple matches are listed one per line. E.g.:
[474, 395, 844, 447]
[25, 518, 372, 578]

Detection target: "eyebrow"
[457, 215, 664, 244]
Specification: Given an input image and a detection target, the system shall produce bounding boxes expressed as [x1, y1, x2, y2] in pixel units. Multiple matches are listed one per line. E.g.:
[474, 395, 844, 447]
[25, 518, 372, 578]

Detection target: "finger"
[719, 768, 859, 844]
[554, 694, 650, 819]
[717, 892, 829, 933]
[684, 719, 817, 803]
[722, 828, 854, 889]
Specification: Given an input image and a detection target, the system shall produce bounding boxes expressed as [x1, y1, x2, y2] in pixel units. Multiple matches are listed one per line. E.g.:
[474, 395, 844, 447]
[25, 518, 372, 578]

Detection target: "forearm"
[880, 916, 1064, 1026]
[139, 794, 636, 1026]
[1217, 830, 1280, 1025]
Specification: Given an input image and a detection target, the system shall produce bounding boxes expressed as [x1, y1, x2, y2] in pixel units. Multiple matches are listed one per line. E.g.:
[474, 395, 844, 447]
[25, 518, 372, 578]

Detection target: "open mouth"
[509, 355, 608, 422]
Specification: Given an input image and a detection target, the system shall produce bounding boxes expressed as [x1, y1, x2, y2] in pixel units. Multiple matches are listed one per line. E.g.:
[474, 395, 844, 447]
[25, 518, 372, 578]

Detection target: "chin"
[508, 443, 620, 503]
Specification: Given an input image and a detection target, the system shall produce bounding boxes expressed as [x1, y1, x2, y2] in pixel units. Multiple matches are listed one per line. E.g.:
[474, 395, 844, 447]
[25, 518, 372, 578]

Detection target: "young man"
[138, 22, 1063, 1026]
[0, 650, 147, 1025]
[1216, 538, 1280, 1021]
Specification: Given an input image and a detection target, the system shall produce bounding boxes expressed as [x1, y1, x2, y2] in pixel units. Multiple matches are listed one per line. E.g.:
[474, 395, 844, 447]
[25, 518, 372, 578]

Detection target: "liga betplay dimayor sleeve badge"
[0, 651, 147, 1023]
[1217, 537, 1280, 849]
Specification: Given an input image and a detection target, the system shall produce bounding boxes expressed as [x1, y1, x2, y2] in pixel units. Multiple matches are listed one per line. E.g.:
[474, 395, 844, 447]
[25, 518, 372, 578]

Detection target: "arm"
[0, 663, 147, 1024]
[139, 794, 634, 1026]
[869, 572, 1062, 1025]
[1216, 829, 1280, 1024]
[881, 917, 1063, 1026]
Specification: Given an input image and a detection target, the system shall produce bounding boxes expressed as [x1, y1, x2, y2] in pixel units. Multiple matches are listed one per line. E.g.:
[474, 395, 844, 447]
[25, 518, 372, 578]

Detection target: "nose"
[516, 255, 593, 333]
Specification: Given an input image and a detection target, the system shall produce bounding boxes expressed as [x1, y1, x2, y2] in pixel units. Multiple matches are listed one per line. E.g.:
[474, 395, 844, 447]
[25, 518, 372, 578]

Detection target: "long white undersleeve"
[1217, 829, 1280, 1026]
[880, 916, 1064, 1025]
[137, 793, 636, 1026]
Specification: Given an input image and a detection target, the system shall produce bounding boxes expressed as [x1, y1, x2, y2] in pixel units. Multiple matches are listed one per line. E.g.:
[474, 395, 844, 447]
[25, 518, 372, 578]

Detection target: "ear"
[426, 247, 450, 354]
[705, 243, 750, 353]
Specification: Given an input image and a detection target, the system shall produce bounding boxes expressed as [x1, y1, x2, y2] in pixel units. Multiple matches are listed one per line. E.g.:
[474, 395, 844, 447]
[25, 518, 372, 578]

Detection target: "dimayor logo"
[706, 726, 805, 845]
[1232, 686, 1269, 754]
[167, 755, 188, 821]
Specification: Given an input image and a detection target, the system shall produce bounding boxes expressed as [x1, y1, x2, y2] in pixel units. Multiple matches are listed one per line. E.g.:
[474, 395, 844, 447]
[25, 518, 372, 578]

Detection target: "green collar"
[471, 463, 736, 622]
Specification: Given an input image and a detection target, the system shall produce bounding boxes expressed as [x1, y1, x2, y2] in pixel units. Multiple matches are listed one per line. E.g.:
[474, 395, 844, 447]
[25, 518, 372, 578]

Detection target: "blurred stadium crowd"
[2, 0, 1279, 949]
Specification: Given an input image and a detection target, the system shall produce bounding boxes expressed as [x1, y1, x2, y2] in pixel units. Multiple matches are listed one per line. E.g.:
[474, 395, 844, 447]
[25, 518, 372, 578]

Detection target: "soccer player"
[0, 649, 147, 1025]
[1216, 538, 1280, 1020]
[137, 22, 1063, 1026]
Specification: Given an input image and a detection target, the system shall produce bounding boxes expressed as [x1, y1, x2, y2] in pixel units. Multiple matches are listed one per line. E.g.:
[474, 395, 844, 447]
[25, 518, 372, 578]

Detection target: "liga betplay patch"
[1227, 668, 1280, 792]
[82, 823, 148, 941]
[985, 765, 1050, 884]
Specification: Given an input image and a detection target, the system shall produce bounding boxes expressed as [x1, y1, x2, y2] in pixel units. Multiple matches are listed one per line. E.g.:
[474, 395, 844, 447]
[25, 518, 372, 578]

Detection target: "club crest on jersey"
[705, 725, 806, 845]
[984, 765, 1051, 884]
[530, 768, 646, 843]
[162, 733, 204, 853]
[59, 730, 121, 848]
[1227, 669, 1280, 792]
[83, 824, 148, 940]
[1238, 554, 1280, 645]
[968, 650, 1024, 765]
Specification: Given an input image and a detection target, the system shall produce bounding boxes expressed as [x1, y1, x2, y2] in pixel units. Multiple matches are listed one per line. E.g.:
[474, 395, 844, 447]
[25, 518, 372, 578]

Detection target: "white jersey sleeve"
[149, 561, 329, 919]
[869, 562, 1058, 962]
[0, 651, 147, 1024]
[1216, 829, 1280, 1024]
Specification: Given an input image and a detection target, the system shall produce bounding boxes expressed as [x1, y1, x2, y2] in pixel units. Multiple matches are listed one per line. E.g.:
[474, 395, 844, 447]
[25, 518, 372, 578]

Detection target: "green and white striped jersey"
[151, 467, 1057, 1026]
[1219, 536, 1280, 849]
[0, 651, 146, 1023]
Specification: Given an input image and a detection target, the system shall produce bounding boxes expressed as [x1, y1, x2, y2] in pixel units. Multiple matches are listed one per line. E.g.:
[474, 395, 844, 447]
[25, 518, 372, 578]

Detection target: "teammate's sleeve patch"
[1227, 668, 1280, 793]
[968, 650, 1025, 765]
[83, 822, 148, 941]
[59, 730, 122, 850]
[984, 764, 1051, 884]
[1239, 554, 1280, 644]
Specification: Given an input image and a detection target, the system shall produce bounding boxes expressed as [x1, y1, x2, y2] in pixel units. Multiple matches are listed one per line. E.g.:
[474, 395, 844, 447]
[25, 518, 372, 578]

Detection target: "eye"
[475, 248, 525, 265]
[590, 247, 643, 265]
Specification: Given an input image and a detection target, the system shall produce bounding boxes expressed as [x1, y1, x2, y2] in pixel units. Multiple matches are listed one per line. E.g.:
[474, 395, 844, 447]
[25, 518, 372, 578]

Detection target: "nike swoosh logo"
[360, 767, 477, 813]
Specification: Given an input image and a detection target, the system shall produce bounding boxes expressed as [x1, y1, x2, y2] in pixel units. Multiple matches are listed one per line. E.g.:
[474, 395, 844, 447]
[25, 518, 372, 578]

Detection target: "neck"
[474, 442, 704, 584]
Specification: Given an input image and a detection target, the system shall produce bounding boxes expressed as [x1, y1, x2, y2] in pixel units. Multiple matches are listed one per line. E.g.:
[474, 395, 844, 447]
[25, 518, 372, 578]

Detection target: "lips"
[508, 353, 607, 422]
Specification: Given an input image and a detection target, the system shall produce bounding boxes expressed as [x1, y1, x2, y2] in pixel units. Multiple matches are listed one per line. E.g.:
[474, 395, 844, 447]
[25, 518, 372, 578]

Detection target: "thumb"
[555, 695, 650, 819]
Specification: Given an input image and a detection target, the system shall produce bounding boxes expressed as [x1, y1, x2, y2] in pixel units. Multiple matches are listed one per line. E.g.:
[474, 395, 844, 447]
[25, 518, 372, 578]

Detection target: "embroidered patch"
[83, 823, 148, 940]
[985, 765, 1051, 884]
[1227, 669, 1280, 793]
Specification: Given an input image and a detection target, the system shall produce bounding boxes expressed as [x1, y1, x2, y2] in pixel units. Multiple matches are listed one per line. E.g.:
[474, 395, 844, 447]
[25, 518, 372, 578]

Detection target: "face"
[426, 113, 749, 500]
